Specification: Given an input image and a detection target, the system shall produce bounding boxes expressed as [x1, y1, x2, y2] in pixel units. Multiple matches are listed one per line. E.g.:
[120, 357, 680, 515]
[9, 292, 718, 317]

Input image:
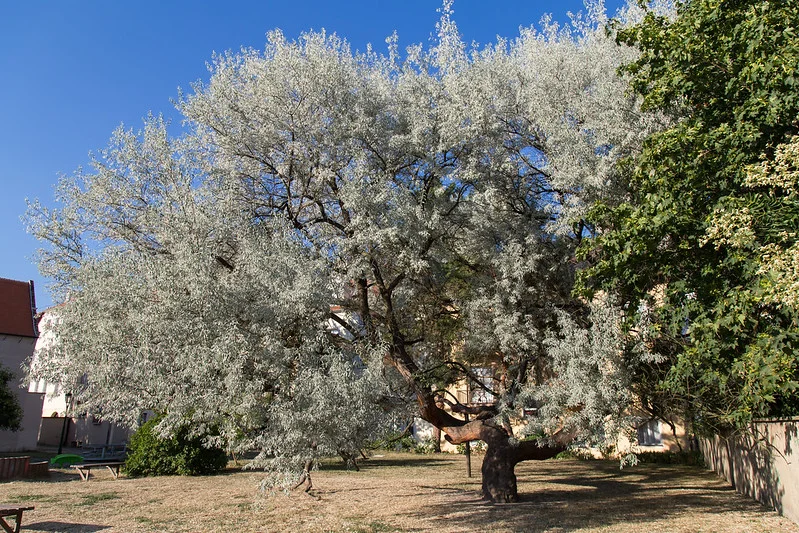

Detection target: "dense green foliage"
[581, 0, 799, 431]
[124, 417, 229, 477]
[0, 365, 23, 431]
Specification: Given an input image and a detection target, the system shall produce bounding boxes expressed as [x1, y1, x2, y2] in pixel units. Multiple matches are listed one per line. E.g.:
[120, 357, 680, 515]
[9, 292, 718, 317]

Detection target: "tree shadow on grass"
[23, 521, 109, 532]
[355, 456, 461, 470]
[11, 470, 84, 484]
[404, 461, 784, 532]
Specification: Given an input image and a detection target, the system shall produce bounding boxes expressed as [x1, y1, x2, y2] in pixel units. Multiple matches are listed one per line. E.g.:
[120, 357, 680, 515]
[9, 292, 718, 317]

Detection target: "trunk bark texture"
[436, 410, 572, 502]
[480, 438, 569, 502]
[481, 444, 518, 502]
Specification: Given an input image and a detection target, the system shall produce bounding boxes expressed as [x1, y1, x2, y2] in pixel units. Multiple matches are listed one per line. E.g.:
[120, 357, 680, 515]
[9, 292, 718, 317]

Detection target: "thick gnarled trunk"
[435, 410, 571, 503]
[481, 444, 519, 502]
[480, 437, 568, 502]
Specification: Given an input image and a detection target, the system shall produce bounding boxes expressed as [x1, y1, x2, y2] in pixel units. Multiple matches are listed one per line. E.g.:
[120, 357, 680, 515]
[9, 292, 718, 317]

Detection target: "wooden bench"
[72, 461, 124, 481]
[0, 505, 34, 533]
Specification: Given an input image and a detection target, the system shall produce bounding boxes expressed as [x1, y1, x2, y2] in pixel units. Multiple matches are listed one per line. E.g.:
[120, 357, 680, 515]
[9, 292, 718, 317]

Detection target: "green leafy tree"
[0, 365, 23, 432]
[580, 0, 799, 432]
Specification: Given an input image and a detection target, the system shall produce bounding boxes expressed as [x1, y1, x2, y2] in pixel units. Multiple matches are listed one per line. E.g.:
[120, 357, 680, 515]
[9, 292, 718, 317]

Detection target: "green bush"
[393, 434, 417, 452]
[0, 365, 23, 431]
[413, 436, 439, 454]
[554, 449, 595, 461]
[124, 417, 228, 477]
[635, 450, 704, 467]
[455, 440, 486, 455]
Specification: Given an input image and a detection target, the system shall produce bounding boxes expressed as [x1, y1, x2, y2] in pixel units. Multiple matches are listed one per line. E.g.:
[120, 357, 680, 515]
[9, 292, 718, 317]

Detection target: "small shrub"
[393, 435, 417, 452]
[455, 440, 486, 454]
[413, 437, 439, 454]
[635, 450, 704, 467]
[124, 416, 228, 477]
[555, 449, 594, 460]
[0, 365, 23, 431]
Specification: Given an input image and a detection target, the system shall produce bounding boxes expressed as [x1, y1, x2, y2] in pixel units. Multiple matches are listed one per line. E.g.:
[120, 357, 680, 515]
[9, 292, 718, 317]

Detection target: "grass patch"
[80, 492, 120, 506]
[4, 493, 60, 503]
[364, 520, 401, 532]
[346, 520, 401, 533]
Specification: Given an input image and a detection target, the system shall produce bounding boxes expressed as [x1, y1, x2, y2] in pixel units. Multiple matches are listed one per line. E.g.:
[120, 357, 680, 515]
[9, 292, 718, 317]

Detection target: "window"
[469, 367, 495, 404]
[637, 419, 662, 446]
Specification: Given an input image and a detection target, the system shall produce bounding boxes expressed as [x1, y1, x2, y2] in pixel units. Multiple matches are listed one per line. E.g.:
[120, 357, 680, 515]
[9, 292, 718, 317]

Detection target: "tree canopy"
[580, 0, 799, 432]
[27, 0, 668, 501]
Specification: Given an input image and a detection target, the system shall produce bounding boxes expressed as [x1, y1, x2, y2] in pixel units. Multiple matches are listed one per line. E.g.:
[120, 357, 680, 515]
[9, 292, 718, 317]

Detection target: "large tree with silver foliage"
[27, 1, 667, 501]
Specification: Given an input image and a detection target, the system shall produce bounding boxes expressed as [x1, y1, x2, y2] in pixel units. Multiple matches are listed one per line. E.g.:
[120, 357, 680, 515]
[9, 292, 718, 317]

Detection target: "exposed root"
[291, 459, 319, 499]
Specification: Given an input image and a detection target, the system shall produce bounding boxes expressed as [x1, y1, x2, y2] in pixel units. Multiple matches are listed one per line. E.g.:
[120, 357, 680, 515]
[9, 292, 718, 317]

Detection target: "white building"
[31, 307, 132, 448]
[0, 278, 44, 452]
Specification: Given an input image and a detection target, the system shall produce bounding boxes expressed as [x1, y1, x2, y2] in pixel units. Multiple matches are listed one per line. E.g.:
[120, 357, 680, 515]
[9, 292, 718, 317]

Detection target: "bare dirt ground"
[1, 453, 795, 532]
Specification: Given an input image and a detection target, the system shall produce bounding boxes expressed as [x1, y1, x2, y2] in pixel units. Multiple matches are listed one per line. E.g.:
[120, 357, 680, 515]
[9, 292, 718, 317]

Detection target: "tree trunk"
[479, 437, 569, 502]
[373, 281, 574, 503]
[481, 443, 519, 502]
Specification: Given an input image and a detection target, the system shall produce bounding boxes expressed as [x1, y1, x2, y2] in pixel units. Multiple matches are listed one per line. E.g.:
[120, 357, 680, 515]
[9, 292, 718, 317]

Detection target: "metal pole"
[57, 392, 72, 454]
[57, 416, 68, 455]
[464, 413, 472, 478]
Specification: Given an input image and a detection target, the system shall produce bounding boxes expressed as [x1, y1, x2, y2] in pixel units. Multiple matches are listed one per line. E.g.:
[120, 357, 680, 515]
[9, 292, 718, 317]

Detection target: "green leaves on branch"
[124, 416, 229, 477]
[0, 365, 23, 432]
[581, 0, 799, 431]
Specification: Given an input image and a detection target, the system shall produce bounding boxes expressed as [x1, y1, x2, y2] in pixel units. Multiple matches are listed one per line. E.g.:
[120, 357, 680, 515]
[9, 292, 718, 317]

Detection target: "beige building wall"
[32, 310, 133, 449]
[701, 419, 798, 525]
[0, 335, 44, 452]
[617, 415, 691, 454]
[38, 416, 132, 448]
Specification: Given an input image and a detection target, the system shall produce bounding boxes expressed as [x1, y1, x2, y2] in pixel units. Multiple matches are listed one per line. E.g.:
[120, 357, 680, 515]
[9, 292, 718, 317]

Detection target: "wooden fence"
[700, 418, 798, 524]
[0, 456, 30, 480]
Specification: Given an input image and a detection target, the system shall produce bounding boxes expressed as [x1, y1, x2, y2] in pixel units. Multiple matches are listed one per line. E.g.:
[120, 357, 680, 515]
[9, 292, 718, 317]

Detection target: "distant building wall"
[0, 335, 44, 452]
[38, 416, 70, 447]
[700, 419, 798, 525]
[73, 417, 131, 446]
[38, 416, 132, 447]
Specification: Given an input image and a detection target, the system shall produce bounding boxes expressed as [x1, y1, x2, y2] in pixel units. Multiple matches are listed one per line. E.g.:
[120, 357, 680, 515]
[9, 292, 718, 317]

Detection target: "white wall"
[0, 335, 44, 452]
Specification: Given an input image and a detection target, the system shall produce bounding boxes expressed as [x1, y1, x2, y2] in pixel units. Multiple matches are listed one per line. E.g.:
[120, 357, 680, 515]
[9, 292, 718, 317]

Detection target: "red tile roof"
[0, 278, 38, 338]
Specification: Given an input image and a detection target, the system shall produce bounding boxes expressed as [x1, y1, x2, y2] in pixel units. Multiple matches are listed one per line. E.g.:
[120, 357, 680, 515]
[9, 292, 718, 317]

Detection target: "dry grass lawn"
[1, 453, 796, 532]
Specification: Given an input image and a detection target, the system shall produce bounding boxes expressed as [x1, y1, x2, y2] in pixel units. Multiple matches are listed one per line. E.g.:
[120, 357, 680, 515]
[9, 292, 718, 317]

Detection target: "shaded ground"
[0, 453, 795, 532]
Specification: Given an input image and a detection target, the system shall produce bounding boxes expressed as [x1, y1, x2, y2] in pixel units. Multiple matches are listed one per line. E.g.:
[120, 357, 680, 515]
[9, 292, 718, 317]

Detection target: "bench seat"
[0, 505, 34, 533]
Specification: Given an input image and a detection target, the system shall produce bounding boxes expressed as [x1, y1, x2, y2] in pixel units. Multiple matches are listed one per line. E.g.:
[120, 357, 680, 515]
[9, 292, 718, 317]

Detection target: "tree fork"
[375, 262, 572, 503]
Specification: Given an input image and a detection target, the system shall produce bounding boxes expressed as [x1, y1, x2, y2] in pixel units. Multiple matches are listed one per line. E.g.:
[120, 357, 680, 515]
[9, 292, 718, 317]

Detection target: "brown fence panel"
[0, 456, 30, 480]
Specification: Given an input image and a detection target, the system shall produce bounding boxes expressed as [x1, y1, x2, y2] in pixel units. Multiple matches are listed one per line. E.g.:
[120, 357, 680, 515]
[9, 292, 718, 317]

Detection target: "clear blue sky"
[0, 0, 624, 310]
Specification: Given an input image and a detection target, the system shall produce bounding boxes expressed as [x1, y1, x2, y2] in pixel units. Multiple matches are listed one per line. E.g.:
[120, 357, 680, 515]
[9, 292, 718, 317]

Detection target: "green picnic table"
[72, 461, 125, 481]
